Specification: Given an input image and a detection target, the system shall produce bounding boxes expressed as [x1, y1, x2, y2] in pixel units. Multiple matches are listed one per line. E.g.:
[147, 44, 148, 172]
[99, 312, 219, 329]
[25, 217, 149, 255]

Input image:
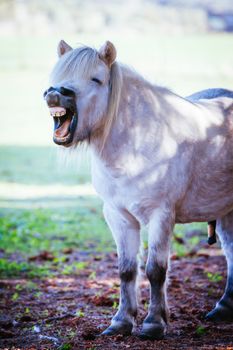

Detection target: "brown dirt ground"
[0, 248, 233, 350]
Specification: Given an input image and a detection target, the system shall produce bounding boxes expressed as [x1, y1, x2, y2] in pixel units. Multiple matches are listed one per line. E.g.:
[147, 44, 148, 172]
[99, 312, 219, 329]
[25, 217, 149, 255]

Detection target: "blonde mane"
[50, 46, 123, 153]
[100, 61, 122, 152]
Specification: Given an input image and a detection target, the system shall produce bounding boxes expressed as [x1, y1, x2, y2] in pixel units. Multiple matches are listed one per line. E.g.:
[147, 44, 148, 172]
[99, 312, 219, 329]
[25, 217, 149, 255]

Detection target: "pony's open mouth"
[49, 106, 77, 145]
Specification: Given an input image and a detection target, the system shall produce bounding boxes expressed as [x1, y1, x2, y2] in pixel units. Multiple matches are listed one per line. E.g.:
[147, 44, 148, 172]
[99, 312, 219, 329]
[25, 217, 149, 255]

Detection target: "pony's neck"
[91, 64, 196, 162]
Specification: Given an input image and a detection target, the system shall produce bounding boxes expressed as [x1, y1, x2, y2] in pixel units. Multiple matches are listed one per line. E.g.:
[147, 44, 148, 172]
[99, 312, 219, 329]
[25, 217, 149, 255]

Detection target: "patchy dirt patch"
[0, 250, 233, 350]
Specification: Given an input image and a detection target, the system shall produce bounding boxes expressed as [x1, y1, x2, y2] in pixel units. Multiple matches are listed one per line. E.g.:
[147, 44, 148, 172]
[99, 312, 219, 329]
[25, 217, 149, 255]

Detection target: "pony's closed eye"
[91, 77, 102, 85]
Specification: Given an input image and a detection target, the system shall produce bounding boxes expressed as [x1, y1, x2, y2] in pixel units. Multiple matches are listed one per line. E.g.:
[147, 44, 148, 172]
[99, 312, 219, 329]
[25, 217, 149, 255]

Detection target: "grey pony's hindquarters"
[186, 88, 233, 245]
[187, 87, 233, 321]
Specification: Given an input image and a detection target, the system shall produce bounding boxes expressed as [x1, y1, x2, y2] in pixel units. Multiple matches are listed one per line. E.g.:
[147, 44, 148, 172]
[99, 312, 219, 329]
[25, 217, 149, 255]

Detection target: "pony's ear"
[57, 40, 72, 57]
[99, 41, 116, 67]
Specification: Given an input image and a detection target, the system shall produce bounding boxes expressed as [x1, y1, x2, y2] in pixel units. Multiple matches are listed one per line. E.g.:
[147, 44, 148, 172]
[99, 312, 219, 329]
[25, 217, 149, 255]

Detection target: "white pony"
[44, 40, 233, 339]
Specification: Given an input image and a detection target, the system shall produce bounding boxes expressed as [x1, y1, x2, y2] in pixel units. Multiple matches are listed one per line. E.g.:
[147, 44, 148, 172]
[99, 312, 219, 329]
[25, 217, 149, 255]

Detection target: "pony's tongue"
[49, 106, 72, 139]
[54, 117, 72, 138]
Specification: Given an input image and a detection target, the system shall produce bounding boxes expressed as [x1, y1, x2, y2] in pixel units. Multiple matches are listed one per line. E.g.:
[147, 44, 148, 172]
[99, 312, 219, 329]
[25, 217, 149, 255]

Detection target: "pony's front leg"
[140, 206, 174, 340]
[101, 204, 140, 336]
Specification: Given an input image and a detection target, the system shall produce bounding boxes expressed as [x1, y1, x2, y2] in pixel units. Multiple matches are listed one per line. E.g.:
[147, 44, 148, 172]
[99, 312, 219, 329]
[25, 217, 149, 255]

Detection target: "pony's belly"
[176, 156, 233, 222]
[176, 192, 233, 223]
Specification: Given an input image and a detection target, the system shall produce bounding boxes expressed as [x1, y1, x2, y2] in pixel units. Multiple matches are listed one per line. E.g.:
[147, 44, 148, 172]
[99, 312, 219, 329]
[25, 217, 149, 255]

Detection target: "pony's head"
[44, 40, 122, 150]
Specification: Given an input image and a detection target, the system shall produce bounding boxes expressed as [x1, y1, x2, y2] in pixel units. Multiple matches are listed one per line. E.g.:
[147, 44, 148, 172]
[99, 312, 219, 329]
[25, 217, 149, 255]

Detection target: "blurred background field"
[0, 0, 233, 278]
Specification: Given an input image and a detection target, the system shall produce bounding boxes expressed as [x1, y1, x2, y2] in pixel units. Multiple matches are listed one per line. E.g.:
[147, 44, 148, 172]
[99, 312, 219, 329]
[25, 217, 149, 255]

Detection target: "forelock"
[50, 46, 100, 83]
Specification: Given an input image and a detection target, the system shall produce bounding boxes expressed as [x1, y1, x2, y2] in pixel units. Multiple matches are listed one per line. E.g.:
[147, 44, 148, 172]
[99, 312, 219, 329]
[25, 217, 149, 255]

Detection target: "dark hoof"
[206, 304, 233, 322]
[101, 322, 133, 336]
[101, 327, 119, 336]
[139, 322, 166, 340]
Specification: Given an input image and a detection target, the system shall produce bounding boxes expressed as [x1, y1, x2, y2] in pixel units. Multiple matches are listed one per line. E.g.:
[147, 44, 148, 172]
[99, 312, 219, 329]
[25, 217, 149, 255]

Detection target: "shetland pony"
[44, 40, 233, 339]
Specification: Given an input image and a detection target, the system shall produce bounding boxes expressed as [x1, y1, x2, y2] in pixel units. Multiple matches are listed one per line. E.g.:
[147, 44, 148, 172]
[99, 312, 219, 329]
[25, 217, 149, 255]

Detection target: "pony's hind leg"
[140, 205, 174, 340]
[206, 211, 233, 322]
[101, 204, 140, 336]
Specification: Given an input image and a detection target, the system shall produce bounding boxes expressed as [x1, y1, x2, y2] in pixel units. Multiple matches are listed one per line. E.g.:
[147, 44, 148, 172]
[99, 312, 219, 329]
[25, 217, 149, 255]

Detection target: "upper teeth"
[49, 107, 66, 117]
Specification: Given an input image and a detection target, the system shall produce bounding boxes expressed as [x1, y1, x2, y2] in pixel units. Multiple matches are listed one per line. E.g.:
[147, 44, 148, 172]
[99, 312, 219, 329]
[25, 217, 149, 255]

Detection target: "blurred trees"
[0, 0, 233, 36]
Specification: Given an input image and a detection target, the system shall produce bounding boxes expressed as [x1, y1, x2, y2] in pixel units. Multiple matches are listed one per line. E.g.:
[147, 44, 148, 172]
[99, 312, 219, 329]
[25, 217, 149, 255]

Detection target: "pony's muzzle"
[44, 86, 75, 98]
[43, 86, 78, 146]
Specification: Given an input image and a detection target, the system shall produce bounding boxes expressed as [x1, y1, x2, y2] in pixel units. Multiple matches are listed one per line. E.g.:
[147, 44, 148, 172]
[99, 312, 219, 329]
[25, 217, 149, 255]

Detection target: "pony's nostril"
[45, 92, 60, 107]
[59, 87, 75, 97]
[60, 87, 66, 95]
[43, 87, 55, 98]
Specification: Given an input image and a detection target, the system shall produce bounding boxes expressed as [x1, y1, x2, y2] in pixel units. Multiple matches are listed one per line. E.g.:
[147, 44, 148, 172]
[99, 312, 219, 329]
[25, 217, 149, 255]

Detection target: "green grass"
[0, 145, 91, 185]
[195, 325, 207, 336]
[0, 258, 52, 279]
[205, 271, 223, 283]
[0, 202, 113, 278]
[0, 201, 207, 278]
[0, 204, 112, 255]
